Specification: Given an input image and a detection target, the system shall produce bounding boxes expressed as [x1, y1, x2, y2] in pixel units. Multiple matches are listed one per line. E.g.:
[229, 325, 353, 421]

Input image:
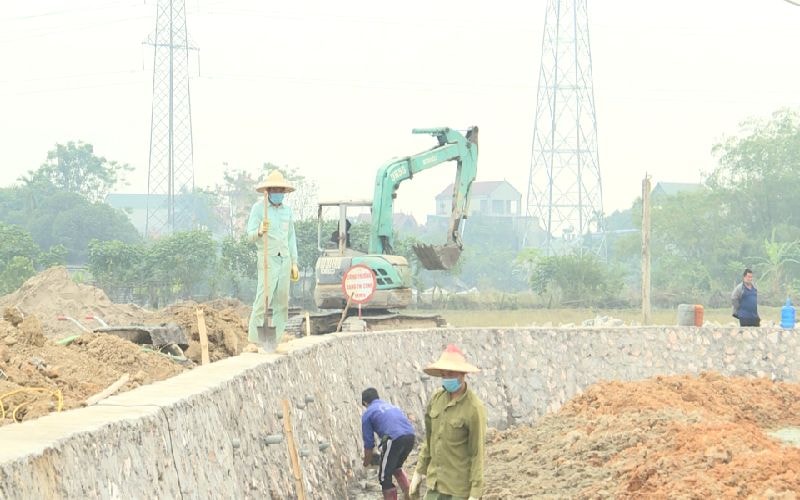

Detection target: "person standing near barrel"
[732, 268, 760, 327]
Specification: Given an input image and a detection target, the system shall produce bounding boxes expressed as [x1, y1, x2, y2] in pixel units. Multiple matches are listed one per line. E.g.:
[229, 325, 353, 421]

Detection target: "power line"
[0, 14, 150, 44]
[12, 78, 148, 96]
[0, 0, 142, 21]
[0, 69, 145, 86]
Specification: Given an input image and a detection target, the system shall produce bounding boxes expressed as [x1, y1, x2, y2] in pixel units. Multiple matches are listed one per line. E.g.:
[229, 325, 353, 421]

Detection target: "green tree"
[23, 141, 133, 203]
[529, 252, 623, 307]
[0, 223, 40, 268]
[750, 229, 800, 300]
[186, 189, 227, 235]
[0, 223, 67, 295]
[146, 229, 217, 298]
[219, 235, 257, 298]
[48, 197, 141, 262]
[709, 108, 800, 235]
[87, 239, 146, 290]
[0, 223, 40, 294]
[219, 168, 260, 237]
[0, 186, 140, 264]
[612, 190, 749, 306]
[0, 256, 36, 295]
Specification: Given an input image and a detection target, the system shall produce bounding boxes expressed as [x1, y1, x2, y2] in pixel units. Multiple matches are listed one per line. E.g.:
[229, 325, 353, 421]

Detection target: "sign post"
[341, 264, 377, 318]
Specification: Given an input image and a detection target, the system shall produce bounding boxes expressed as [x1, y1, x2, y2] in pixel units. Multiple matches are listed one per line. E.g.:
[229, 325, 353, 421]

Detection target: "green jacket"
[246, 200, 298, 265]
[416, 385, 487, 498]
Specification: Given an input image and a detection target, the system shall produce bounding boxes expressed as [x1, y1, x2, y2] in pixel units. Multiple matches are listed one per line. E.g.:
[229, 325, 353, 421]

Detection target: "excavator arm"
[368, 126, 479, 270]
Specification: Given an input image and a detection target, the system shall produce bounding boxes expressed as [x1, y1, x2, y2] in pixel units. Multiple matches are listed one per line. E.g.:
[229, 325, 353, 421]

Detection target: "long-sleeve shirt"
[246, 200, 298, 265]
[731, 282, 759, 319]
[416, 386, 487, 498]
[361, 399, 415, 450]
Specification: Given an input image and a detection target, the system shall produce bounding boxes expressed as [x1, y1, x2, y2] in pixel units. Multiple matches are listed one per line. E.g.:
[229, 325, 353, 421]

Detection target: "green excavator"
[290, 126, 478, 335]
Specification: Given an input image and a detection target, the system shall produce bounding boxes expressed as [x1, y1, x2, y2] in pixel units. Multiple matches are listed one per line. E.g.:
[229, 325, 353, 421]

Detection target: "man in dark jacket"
[361, 388, 416, 500]
[732, 268, 760, 327]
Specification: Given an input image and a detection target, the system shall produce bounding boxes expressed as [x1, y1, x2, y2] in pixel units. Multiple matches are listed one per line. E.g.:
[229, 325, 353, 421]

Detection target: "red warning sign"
[341, 264, 377, 305]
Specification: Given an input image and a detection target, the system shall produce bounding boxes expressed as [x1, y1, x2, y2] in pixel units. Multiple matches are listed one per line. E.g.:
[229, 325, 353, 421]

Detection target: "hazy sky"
[1, 0, 799, 222]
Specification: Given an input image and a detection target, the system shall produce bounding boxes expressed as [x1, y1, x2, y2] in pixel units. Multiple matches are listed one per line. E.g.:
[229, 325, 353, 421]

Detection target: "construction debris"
[0, 269, 251, 426]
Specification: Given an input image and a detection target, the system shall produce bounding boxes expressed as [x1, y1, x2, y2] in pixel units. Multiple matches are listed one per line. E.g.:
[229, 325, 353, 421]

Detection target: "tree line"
[1, 108, 800, 309]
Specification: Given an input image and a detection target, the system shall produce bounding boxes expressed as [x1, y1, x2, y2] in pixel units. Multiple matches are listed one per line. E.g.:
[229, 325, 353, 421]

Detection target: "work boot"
[382, 487, 398, 500]
[393, 469, 411, 499]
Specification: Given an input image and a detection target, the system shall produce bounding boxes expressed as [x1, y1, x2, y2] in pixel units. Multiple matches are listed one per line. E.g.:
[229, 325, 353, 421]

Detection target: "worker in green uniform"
[410, 344, 487, 500]
[246, 170, 299, 345]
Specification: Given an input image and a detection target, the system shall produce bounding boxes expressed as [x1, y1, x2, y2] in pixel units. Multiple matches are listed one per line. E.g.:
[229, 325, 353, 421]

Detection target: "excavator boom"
[369, 126, 479, 270]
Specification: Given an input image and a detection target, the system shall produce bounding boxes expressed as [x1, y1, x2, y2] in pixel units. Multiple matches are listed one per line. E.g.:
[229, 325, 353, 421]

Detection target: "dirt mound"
[483, 373, 800, 498]
[203, 297, 251, 319]
[153, 302, 248, 364]
[0, 271, 255, 428]
[0, 314, 184, 426]
[0, 267, 153, 338]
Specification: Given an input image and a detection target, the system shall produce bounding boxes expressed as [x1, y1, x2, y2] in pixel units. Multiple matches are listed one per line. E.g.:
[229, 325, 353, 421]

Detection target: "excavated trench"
[1, 326, 798, 499]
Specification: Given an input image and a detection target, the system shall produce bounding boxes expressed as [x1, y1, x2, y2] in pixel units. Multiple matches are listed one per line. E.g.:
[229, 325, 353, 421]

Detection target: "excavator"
[287, 126, 478, 335]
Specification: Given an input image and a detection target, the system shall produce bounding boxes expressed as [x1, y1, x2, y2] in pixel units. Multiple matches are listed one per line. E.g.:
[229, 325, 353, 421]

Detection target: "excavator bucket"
[413, 243, 462, 271]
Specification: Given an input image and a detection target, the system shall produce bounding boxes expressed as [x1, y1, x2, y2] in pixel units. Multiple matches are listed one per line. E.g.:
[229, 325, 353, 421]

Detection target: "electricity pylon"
[144, 0, 196, 237]
[526, 0, 605, 256]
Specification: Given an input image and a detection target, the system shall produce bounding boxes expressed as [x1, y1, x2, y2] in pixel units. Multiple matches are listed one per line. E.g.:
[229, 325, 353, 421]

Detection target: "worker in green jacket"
[246, 170, 299, 345]
[410, 344, 486, 500]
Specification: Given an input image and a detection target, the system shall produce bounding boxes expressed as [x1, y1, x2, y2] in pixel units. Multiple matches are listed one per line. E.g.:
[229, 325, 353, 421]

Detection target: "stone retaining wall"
[1, 326, 798, 499]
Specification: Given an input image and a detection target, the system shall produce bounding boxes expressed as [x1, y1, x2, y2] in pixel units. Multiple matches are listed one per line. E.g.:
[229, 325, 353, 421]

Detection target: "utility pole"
[526, 0, 605, 257]
[144, 0, 196, 238]
[641, 176, 652, 325]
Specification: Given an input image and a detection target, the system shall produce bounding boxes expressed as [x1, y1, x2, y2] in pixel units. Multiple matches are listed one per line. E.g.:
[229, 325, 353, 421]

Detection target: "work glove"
[409, 472, 424, 496]
[290, 264, 299, 282]
[258, 220, 269, 236]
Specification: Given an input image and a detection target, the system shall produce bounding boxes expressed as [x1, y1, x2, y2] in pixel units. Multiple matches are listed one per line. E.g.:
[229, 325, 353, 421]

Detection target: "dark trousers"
[739, 317, 760, 327]
[378, 434, 415, 490]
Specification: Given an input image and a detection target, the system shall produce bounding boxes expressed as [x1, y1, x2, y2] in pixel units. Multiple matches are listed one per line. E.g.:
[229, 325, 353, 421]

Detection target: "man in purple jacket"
[361, 387, 416, 500]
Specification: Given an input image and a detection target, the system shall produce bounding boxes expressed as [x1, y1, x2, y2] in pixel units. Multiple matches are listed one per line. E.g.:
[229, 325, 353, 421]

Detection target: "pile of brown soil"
[484, 372, 800, 498]
[0, 270, 253, 428]
[153, 302, 248, 364]
[0, 267, 152, 338]
[204, 297, 251, 322]
[0, 312, 184, 426]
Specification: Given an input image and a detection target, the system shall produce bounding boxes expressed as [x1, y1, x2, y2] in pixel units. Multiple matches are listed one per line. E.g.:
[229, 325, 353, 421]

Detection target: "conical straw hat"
[423, 344, 479, 377]
[256, 170, 296, 193]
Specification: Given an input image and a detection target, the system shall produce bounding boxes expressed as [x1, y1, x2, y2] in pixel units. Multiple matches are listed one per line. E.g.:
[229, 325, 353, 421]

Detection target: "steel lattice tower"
[145, 0, 195, 238]
[526, 0, 605, 256]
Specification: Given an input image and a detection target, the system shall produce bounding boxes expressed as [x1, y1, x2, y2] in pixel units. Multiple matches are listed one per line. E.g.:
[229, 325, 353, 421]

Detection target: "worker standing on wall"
[246, 170, 300, 345]
[361, 387, 416, 500]
[410, 344, 486, 500]
[731, 268, 760, 327]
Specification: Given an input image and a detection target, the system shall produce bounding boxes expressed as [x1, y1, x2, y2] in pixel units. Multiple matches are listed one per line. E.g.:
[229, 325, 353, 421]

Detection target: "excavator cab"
[316, 200, 369, 257]
[314, 200, 412, 310]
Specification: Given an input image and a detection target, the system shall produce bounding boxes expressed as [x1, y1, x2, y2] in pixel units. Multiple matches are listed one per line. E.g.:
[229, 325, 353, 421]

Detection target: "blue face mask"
[268, 192, 285, 205]
[442, 378, 461, 393]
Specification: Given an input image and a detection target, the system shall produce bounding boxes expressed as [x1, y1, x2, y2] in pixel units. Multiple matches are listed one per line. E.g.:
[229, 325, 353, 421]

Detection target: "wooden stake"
[304, 312, 311, 337]
[282, 399, 307, 500]
[336, 297, 352, 333]
[195, 307, 210, 365]
[85, 373, 129, 406]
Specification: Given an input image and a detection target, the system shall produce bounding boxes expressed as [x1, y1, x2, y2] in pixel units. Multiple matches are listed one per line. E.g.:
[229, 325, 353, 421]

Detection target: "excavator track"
[285, 310, 447, 337]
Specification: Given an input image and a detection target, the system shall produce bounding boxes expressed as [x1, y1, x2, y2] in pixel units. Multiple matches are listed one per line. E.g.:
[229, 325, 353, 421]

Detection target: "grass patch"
[425, 307, 782, 328]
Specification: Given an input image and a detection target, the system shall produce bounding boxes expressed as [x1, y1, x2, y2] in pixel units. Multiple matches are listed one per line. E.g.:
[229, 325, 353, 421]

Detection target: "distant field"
[427, 306, 784, 328]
